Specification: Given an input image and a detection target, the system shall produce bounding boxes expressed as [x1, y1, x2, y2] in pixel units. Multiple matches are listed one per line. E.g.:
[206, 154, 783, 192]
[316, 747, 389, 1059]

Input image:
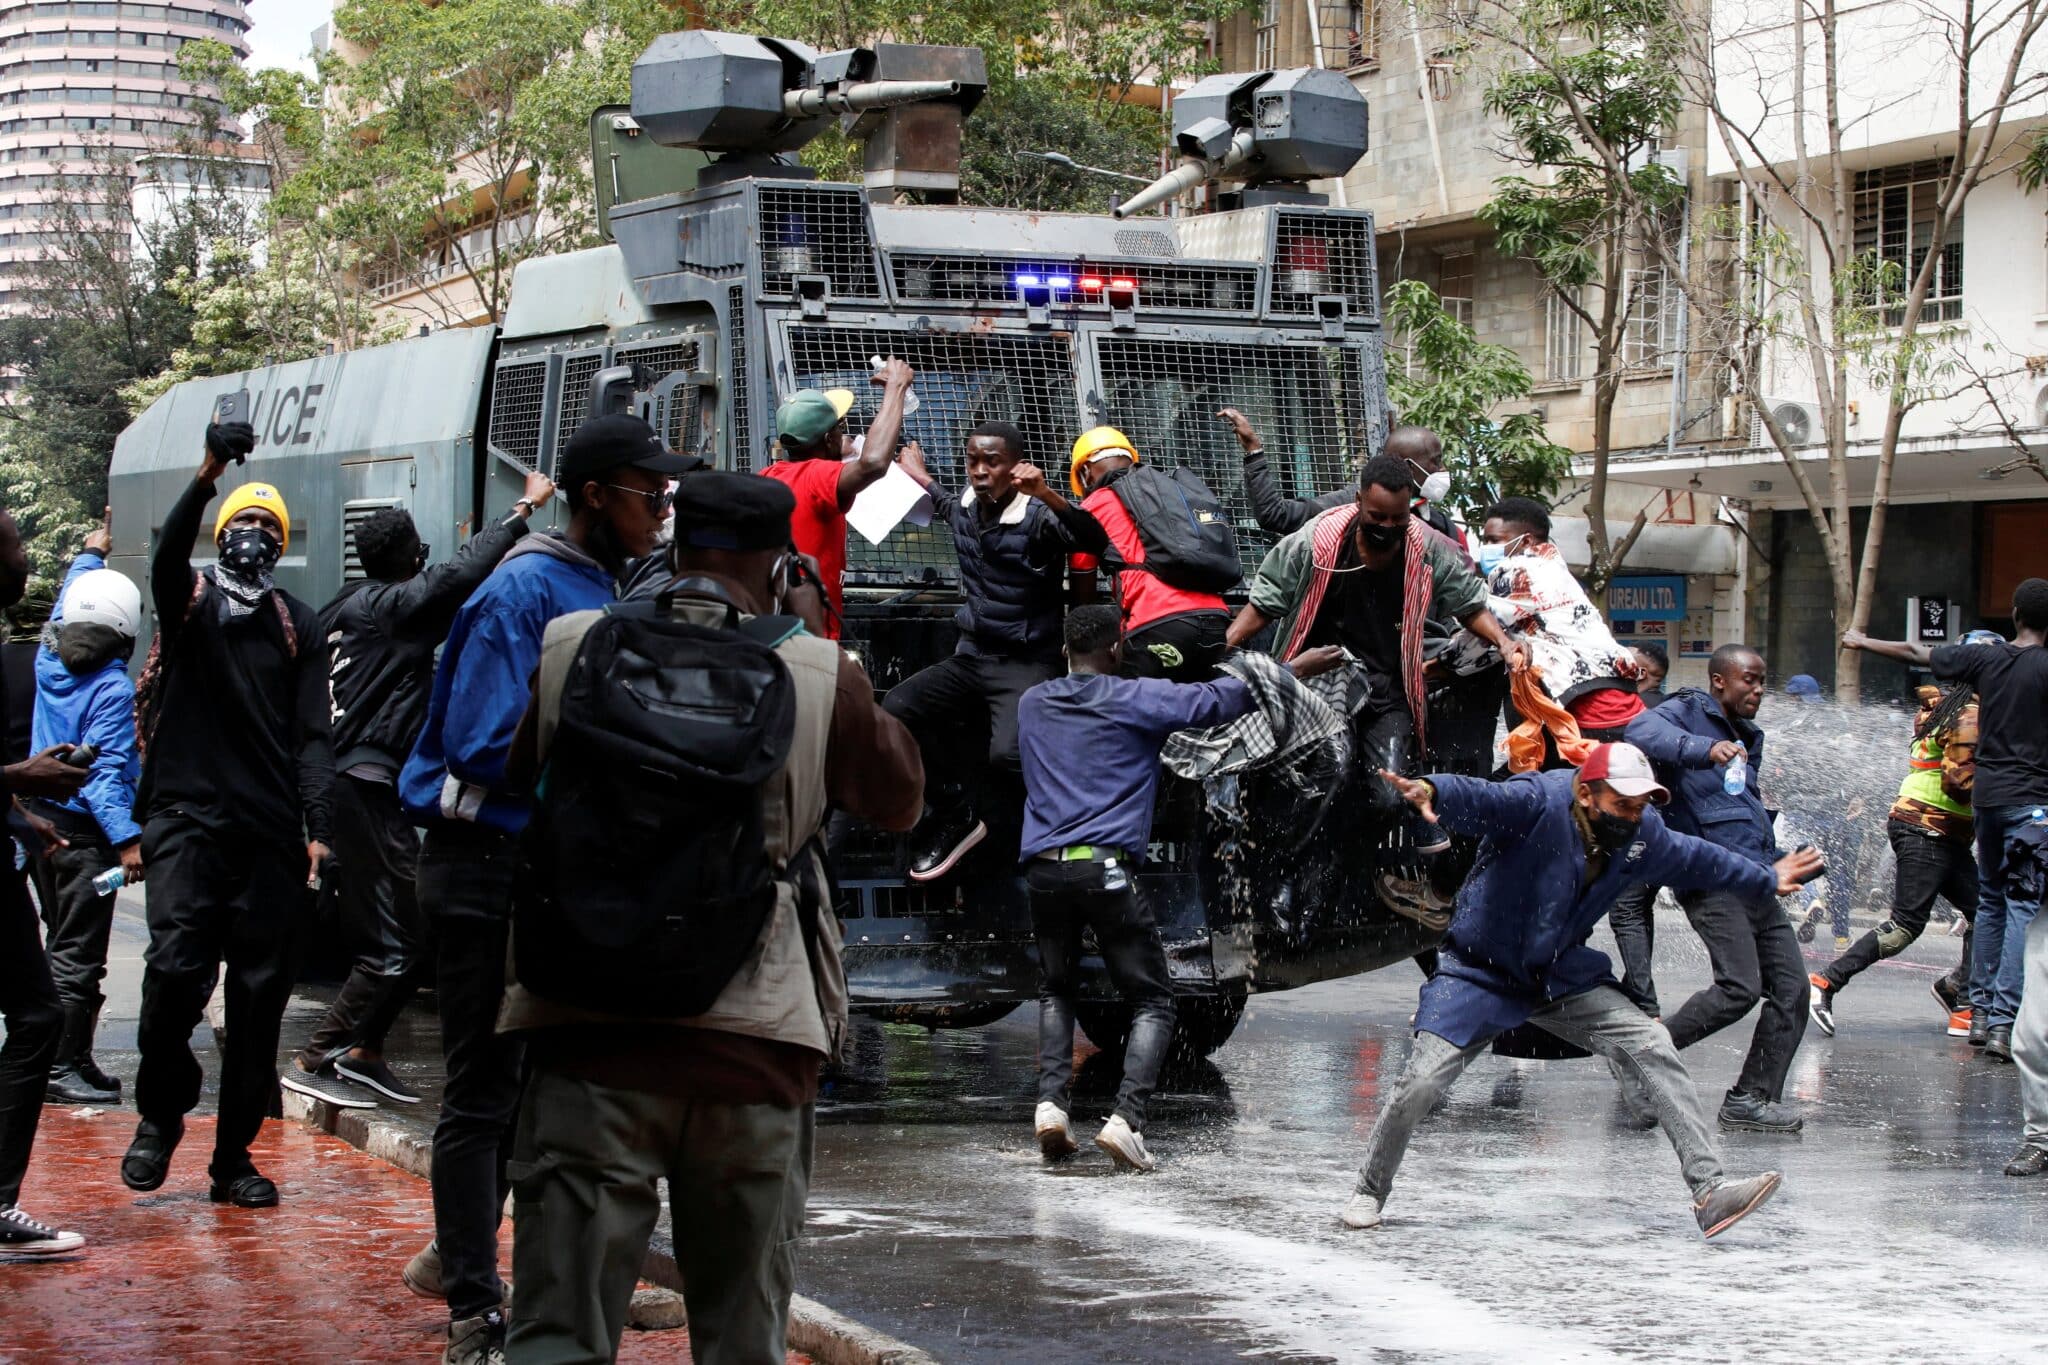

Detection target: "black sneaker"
[2005, 1145, 2048, 1177]
[0, 1205, 84, 1256]
[907, 810, 986, 883]
[47, 1064, 120, 1106]
[120, 1118, 182, 1192]
[1807, 975, 1836, 1038]
[1717, 1090, 1803, 1134]
[1931, 974, 1963, 1015]
[334, 1056, 423, 1104]
[1984, 1023, 2014, 1062]
[1693, 1172, 1782, 1238]
[281, 1060, 377, 1109]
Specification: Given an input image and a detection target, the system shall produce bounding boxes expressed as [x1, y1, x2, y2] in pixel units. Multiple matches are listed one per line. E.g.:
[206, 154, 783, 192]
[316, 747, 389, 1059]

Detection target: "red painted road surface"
[2, 1106, 809, 1362]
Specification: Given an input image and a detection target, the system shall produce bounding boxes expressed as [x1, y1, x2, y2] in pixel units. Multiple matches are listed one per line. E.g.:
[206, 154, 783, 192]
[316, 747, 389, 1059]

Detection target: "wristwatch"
[1243, 446, 1265, 458]
[512, 498, 537, 518]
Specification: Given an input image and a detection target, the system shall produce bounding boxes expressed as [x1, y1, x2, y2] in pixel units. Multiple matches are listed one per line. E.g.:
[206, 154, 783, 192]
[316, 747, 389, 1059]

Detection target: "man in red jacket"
[1067, 426, 1232, 682]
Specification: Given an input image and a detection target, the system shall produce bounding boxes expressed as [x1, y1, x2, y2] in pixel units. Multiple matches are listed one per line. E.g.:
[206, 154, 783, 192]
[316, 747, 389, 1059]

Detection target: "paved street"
[16, 890, 2048, 1362]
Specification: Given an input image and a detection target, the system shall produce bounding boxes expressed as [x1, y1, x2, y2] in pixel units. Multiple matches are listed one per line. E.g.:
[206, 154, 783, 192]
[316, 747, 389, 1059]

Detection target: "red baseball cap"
[1578, 742, 1669, 803]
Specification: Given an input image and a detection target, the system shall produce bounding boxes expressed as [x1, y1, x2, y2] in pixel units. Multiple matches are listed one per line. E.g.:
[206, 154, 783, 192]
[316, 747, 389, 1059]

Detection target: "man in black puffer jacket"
[891, 422, 1109, 882]
[279, 467, 555, 1111]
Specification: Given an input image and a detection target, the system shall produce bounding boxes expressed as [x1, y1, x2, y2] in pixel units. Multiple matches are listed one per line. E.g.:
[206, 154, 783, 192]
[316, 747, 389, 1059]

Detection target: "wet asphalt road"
[78, 891, 2048, 1362]
[802, 909, 2048, 1364]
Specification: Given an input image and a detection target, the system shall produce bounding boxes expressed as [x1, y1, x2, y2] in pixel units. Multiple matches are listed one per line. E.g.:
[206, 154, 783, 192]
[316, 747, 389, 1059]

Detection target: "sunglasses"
[603, 483, 676, 515]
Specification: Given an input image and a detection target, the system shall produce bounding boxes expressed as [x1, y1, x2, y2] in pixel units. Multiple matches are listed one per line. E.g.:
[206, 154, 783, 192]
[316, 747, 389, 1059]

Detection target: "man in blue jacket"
[1347, 743, 1817, 1238]
[1625, 644, 1810, 1134]
[397, 414, 689, 1365]
[30, 513, 144, 1106]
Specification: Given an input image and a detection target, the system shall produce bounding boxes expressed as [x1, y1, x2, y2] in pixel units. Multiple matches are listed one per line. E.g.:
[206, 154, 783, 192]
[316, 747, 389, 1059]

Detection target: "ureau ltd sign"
[1608, 575, 1688, 621]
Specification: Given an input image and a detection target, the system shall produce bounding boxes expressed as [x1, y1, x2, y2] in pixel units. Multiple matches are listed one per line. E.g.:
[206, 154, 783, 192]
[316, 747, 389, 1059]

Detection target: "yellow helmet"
[1069, 426, 1138, 496]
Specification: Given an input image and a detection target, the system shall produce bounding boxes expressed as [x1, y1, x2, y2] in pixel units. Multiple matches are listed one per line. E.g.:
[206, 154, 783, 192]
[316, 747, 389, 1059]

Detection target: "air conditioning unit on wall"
[2032, 384, 2048, 428]
[1749, 397, 1823, 449]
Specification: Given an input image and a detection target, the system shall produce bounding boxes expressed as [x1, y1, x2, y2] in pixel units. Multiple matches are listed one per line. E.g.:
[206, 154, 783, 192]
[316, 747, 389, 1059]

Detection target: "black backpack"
[514, 592, 802, 1017]
[1106, 465, 1243, 593]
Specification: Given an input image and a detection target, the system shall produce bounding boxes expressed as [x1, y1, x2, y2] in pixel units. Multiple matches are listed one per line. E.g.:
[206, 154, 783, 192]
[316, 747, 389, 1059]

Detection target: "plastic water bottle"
[92, 867, 125, 897]
[870, 355, 920, 416]
[1723, 751, 1747, 796]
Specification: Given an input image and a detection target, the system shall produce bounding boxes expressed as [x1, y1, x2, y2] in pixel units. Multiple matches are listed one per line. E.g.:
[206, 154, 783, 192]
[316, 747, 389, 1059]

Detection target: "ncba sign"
[1608, 574, 1687, 621]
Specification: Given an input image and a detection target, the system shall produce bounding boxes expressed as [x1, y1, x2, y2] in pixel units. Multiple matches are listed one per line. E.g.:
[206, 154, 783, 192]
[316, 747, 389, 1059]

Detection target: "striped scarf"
[1279, 505, 1434, 754]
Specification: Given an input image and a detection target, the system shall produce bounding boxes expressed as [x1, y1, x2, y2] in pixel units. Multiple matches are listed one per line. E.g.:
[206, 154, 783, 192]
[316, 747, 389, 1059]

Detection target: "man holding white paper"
[762, 358, 916, 639]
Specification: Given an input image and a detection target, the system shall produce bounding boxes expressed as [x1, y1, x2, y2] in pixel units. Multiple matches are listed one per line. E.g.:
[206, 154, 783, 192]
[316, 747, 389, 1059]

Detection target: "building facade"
[0, 0, 250, 311]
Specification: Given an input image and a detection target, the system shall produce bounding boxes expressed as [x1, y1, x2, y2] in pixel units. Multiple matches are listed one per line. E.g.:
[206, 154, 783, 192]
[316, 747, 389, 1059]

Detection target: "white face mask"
[1417, 469, 1452, 504]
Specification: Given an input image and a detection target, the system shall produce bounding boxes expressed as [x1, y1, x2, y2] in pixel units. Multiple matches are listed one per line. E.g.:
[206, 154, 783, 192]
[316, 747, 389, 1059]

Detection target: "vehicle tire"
[884, 1002, 1019, 1030]
[1076, 991, 1247, 1060]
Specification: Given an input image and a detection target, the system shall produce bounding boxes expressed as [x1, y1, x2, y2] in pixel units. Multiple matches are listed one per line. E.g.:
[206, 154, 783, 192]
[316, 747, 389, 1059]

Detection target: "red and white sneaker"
[1947, 1007, 1974, 1039]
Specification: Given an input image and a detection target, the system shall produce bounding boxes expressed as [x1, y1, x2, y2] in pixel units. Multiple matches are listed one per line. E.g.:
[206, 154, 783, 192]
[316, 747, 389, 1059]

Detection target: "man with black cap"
[500, 471, 923, 1363]
[764, 357, 915, 638]
[397, 413, 693, 1365]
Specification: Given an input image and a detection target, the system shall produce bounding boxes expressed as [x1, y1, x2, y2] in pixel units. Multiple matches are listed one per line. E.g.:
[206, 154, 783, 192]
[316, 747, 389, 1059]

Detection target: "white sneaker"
[1035, 1101, 1078, 1160]
[1095, 1114, 1156, 1172]
[1339, 1192, 1383, 1230]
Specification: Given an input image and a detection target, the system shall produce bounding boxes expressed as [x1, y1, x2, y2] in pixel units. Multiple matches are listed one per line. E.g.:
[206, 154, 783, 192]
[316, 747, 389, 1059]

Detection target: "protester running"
[1348, 743, 1819, 1237]
[1626, 645, 1811, 1133]
[1227, 410, 1464, 547]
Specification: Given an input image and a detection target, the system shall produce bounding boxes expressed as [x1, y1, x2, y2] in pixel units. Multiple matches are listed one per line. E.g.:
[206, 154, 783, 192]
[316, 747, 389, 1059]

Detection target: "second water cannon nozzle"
[783, 79, 962, 119]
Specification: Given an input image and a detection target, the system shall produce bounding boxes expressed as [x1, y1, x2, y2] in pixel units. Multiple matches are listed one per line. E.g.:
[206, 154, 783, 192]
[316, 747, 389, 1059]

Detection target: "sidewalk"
[1, 1106, 739, 1362]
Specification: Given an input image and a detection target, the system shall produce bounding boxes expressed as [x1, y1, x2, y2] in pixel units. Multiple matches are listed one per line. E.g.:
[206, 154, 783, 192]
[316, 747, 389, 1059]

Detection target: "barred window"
[1852, 160, 1962, 325]
[1622, 267, 1679, 370]
[1544, 287, 1583, 382]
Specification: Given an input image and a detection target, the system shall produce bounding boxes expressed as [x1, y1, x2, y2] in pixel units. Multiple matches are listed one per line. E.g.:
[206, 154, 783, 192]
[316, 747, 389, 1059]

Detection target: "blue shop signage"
[1608, 574, 1687, 621]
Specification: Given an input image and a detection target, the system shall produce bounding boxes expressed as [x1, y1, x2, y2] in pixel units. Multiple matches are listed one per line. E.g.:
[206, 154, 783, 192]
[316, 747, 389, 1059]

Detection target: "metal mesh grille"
[892, 253, 1259, 313]
[1094, 338, 1374, 571]
[727, 285, 750, 471]
[341, 499, 403, 582]
[613, 339, 696, 379]
[757, 186, 880, 299]
[486, 359, 547, 470]
[1271, 211, 1377, 318]
[553, 352, 605, 471]
[786, 326, 1081, 580]
[1114, 228, 1177, 257]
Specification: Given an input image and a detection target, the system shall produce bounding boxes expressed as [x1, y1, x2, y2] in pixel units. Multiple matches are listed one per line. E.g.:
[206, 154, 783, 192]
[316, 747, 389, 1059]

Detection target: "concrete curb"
[282, 1091, 941, 1365]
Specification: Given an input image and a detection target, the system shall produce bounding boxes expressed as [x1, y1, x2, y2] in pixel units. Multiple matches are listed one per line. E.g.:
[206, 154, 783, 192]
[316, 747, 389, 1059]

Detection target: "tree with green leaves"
[1384, 278, 1572, 515]
[1464, 0, 1689, 596]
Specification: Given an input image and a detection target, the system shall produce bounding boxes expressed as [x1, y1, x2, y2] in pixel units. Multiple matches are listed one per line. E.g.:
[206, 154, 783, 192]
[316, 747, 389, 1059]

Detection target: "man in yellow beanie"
[120, 415, 335, 1211]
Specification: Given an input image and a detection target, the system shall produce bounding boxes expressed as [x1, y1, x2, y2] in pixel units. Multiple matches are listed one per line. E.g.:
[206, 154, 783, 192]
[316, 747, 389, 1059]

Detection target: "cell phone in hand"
[1791, 842, 1829, 886]
[63, 743, 98, 768]
[214, 389, 251, 428]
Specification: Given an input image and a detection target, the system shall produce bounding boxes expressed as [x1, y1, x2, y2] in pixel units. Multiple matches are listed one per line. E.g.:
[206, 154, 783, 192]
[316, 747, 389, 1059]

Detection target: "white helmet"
[60, 568, 143, 639]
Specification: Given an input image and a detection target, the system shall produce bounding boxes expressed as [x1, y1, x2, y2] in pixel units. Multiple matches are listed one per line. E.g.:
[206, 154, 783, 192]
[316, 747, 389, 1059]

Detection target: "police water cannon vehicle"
[109, 31, 1472, 1058]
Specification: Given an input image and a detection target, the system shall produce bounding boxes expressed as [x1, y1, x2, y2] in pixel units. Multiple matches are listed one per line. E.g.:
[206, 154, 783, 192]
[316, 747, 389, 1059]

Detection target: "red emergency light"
[1078, 276, 1105, 291]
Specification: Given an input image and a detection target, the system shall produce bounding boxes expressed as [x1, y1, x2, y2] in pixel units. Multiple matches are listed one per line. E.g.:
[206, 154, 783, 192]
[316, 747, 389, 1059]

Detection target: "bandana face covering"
[215, 526, 280, 618]
[1588, 809, 1640, 852]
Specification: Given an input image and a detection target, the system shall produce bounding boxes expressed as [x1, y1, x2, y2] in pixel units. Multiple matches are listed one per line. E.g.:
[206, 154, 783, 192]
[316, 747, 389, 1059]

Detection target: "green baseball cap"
[776, 388, 856, 446]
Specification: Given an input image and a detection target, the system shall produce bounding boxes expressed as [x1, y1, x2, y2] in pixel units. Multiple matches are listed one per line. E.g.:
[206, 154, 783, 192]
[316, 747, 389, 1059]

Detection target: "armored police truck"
[109, 31, 1456, 1057]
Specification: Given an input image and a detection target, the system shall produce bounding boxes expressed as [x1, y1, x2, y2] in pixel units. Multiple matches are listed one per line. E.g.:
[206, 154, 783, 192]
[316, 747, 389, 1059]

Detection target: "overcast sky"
[244, 0, 331, 75]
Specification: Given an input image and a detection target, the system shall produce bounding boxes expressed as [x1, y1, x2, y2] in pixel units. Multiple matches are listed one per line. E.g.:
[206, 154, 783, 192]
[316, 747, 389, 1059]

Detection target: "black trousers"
[1823, 820, 1978, 991]
[133, 815, 303, 1174]
[300, 775, 426, 1066]
[1664, 887, 1810, 1101]
[1608, 883, 1661, 1016]
[1355, 697, 1440, 851]
[1029, 858, 1176, 1129]
[883, 653, 1056, 800]
[40, 836, 119, 1013]
[418, 824, 526, 1322]
[0, 864, 60, 1207]
[1123, 612, 1230, 684]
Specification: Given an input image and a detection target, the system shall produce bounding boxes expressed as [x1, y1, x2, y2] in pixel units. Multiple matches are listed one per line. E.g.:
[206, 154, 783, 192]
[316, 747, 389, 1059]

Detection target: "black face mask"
[1359, 520, 1404, 551]
[219, 525, 281, 576]
[1587, 809, 1640, 853]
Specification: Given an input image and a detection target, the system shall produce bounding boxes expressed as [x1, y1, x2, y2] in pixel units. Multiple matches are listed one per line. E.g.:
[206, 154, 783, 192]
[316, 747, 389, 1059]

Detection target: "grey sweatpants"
[505, 1059, 813, 1365]
[2015, 908, 2048, 1152]
[1356, 984, 1725, 1203]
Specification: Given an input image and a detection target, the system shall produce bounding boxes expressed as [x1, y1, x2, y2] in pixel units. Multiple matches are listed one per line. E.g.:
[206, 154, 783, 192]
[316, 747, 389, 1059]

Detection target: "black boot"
[1984, 1023, 2014, 1062]
[74, 998, 120, 1098]
[47, 1002, 119, 1106]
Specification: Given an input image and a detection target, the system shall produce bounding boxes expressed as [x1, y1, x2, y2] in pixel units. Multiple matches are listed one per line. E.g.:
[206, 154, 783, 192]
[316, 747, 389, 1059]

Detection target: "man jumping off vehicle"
[1348, 743, 1821, 1238]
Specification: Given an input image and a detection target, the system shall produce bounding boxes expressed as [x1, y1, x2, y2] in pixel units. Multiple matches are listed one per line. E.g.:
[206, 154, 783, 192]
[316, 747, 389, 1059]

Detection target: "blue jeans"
[1972, 804, 2048, 1028]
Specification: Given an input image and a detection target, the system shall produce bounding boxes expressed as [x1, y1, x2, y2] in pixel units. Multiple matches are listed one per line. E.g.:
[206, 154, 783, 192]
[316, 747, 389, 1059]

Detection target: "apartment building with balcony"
[0, 0, 250, 311]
